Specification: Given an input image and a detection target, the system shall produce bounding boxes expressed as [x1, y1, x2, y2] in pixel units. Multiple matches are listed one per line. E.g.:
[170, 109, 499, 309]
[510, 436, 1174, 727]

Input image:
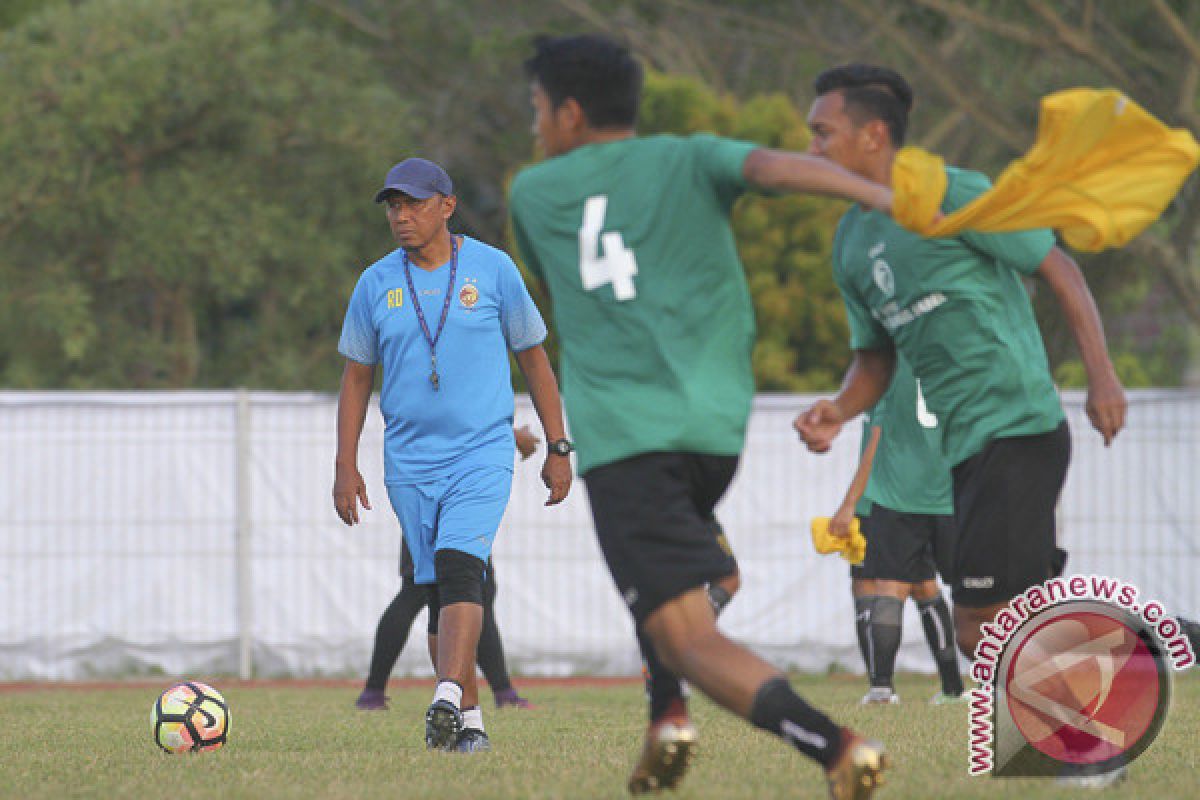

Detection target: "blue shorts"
[386, 464, 513, 585]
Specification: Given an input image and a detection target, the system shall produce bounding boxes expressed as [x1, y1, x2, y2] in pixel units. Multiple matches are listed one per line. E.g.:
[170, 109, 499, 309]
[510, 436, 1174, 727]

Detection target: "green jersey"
[855, 355, 953, 517]
[833, 166, 1064, 467]
[509, 134, 757, 475]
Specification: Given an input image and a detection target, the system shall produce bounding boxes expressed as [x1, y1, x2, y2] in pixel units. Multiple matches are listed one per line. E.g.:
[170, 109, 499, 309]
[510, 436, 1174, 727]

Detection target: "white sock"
[462, 706, 484, 732]
[433, 680, 462, 709]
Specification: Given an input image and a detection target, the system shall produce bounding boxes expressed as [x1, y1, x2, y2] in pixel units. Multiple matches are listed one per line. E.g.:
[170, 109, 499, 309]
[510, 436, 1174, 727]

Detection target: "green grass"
[2, 672, 1197, 799]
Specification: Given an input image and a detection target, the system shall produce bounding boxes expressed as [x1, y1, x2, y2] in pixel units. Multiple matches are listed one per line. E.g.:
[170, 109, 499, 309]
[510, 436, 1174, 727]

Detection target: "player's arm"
[1037, 246, 1127, 445]
[743, 149, 892, 212]
[795, 347, 895, 453]
[333, 359, 376, 525]
[831, 425, 881, 539]
[513, 344, 572, 506]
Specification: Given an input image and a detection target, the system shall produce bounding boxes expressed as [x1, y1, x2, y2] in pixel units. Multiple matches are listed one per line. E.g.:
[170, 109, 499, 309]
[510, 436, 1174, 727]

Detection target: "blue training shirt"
[338, 235, 547, 484]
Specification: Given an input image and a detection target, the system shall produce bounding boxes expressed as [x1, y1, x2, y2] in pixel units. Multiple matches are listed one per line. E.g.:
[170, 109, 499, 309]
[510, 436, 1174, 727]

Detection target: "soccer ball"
[152, 681, 230, 753]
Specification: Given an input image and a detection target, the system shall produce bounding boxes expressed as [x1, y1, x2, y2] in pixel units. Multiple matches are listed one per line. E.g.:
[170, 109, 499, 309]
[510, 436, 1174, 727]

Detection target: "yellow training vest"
[892, 89, 1199, 252]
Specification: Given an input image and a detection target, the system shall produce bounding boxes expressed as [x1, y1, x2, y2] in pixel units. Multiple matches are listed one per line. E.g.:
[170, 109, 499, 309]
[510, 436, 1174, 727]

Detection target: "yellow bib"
[892, 89, 1199, 252]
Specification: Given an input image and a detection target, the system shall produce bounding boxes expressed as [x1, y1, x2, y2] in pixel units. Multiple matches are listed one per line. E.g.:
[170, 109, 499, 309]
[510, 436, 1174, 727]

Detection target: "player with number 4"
[509, 35, 893, 799]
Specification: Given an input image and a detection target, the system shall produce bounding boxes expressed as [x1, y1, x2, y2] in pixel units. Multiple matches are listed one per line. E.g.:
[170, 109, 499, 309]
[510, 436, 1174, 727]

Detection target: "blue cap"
[374, 157, 454, 203]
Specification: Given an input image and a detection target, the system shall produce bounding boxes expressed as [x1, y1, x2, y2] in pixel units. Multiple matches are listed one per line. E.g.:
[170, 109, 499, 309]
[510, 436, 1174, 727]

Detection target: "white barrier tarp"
[0, 390, 1196, 679]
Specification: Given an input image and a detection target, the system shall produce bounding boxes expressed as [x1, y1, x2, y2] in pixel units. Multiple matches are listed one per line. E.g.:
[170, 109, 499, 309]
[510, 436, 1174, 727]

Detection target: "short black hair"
[813, 64, 913, 146]
[524, 34, 643, 129]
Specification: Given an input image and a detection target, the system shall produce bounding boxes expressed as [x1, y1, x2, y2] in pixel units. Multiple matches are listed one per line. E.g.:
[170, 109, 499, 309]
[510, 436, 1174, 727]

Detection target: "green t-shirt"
[833, 166, 1064, 467]
[509, 134, 758, 474]
[855, 355, 953, 517]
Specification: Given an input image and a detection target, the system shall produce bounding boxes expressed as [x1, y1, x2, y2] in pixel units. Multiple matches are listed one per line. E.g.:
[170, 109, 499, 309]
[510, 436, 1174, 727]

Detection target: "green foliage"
[1054, 327, 1192, 389]
[4, 1, 1193, 390]
[639, 72, 850, 390]
[0, 0, 62, 30]
[0, 0, 409, 388]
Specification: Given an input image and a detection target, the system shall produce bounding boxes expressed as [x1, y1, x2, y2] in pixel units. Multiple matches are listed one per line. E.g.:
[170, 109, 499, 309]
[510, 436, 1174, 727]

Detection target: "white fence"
[0, 390, 1196, 680]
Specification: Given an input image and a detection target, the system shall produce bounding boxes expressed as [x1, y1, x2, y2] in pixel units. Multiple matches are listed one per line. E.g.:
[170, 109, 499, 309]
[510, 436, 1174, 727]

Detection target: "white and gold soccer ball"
[152, 681, 230, 753]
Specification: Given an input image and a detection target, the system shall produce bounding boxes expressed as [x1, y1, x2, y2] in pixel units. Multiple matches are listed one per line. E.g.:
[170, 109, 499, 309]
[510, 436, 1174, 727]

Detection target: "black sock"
[918, 595, 963, 696]
[867, 596, 902, 689]
[365, 581, 429, 691]
[749, 676, 842, 767]
[475, 568, 513, 694]
[707, 583, 733, 615]
[854, 596, 872, 672]
[637, 628, 685, 721]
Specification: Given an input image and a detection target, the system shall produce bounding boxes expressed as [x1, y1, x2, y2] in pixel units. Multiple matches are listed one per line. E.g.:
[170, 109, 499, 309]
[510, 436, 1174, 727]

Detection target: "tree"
[0, 0, 411, 388]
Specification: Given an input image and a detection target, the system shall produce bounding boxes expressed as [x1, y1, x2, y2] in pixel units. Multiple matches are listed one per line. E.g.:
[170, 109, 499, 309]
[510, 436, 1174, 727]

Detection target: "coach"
[332, 157, 571, 753]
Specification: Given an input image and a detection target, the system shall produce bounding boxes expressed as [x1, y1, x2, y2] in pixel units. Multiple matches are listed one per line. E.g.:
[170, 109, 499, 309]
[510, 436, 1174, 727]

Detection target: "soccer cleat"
[453, 727, 492, 753]
[929, 691, 967, 706]
[627, 718, 698, 794]
[859, 687, 899, 705]
[424, 699, 463, 751]
[354, 689, 389, 711]
[826, 730, 888, 800]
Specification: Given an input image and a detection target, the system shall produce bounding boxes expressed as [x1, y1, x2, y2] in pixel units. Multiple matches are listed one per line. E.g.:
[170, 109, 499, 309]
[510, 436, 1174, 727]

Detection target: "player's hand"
[333, 462, 371, 525]
[829, 504, 856, 540]
[794, 399, 846, 453]
[514, 424, 540, 460]
[541, 453, 572, 506]
[1086, 371, 1127, 446]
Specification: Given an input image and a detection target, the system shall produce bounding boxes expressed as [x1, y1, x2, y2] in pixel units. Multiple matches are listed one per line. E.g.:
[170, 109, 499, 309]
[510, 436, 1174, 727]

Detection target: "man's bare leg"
[425, 602, 483, 750]
[636, 587, 887, 798]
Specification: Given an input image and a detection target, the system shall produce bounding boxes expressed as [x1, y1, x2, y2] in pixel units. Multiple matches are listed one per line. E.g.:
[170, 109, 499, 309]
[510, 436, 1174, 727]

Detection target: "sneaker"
[424, 699, 463, 751]
[930, 691, 966, 705]
[453, 728, 491, 754]
[826, 729, 888, 800]
[354, 689, 389, 711]
[859, 687, 899, 705]
[627, 718, 698, 794]
[494, 688, 534, 709]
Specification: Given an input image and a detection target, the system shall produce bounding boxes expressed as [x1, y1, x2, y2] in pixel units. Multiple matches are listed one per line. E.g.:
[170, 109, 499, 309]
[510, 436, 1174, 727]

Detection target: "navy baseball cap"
[374, 157, 454, 203]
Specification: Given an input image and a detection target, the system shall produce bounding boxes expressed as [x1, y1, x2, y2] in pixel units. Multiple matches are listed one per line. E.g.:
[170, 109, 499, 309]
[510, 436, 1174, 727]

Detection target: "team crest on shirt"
[871, 243, 895, 299]
[459, 282, 479, 308]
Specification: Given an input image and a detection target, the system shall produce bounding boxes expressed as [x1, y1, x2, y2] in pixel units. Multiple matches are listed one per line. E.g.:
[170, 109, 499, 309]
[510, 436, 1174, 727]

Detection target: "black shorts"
[584, 452, 739, 626]
[851, 505, 955, 584]
[951, 421, 1070, 607]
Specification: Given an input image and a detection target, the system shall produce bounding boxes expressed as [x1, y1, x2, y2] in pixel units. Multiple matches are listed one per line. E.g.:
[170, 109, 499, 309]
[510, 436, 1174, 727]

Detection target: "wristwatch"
[548, 438, 574, 457]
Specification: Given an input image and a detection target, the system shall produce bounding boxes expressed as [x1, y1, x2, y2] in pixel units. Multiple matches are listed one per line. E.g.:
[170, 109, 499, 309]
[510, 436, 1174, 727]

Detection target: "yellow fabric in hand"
[892, 89, 1200, 252]
[811, 517, 867, 566]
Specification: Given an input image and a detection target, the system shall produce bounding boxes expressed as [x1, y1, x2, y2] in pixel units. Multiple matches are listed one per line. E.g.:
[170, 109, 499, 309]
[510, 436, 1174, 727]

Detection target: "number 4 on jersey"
[579, 195, 639, 301]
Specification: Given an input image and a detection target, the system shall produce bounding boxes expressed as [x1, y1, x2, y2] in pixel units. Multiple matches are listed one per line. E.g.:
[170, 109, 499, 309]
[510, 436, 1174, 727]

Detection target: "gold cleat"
[627, 719, 698, 794]
[826, 731, 889, 800]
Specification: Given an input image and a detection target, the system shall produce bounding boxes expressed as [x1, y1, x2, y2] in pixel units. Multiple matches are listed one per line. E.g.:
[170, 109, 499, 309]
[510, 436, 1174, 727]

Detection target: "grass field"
[2, 672, 1197, 799]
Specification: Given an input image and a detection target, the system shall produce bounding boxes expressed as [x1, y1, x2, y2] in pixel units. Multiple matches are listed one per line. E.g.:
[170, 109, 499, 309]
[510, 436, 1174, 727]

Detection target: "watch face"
[552, 440, 573, 455]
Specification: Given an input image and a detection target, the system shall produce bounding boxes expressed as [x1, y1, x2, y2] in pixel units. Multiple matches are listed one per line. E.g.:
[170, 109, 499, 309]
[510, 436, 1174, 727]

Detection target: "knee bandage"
[425, 583, 441, 635]
[435, 548, 486, 607]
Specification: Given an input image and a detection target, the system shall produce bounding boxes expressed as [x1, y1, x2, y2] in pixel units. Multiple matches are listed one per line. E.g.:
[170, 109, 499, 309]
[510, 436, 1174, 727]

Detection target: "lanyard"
[401, 236, 458, 391]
